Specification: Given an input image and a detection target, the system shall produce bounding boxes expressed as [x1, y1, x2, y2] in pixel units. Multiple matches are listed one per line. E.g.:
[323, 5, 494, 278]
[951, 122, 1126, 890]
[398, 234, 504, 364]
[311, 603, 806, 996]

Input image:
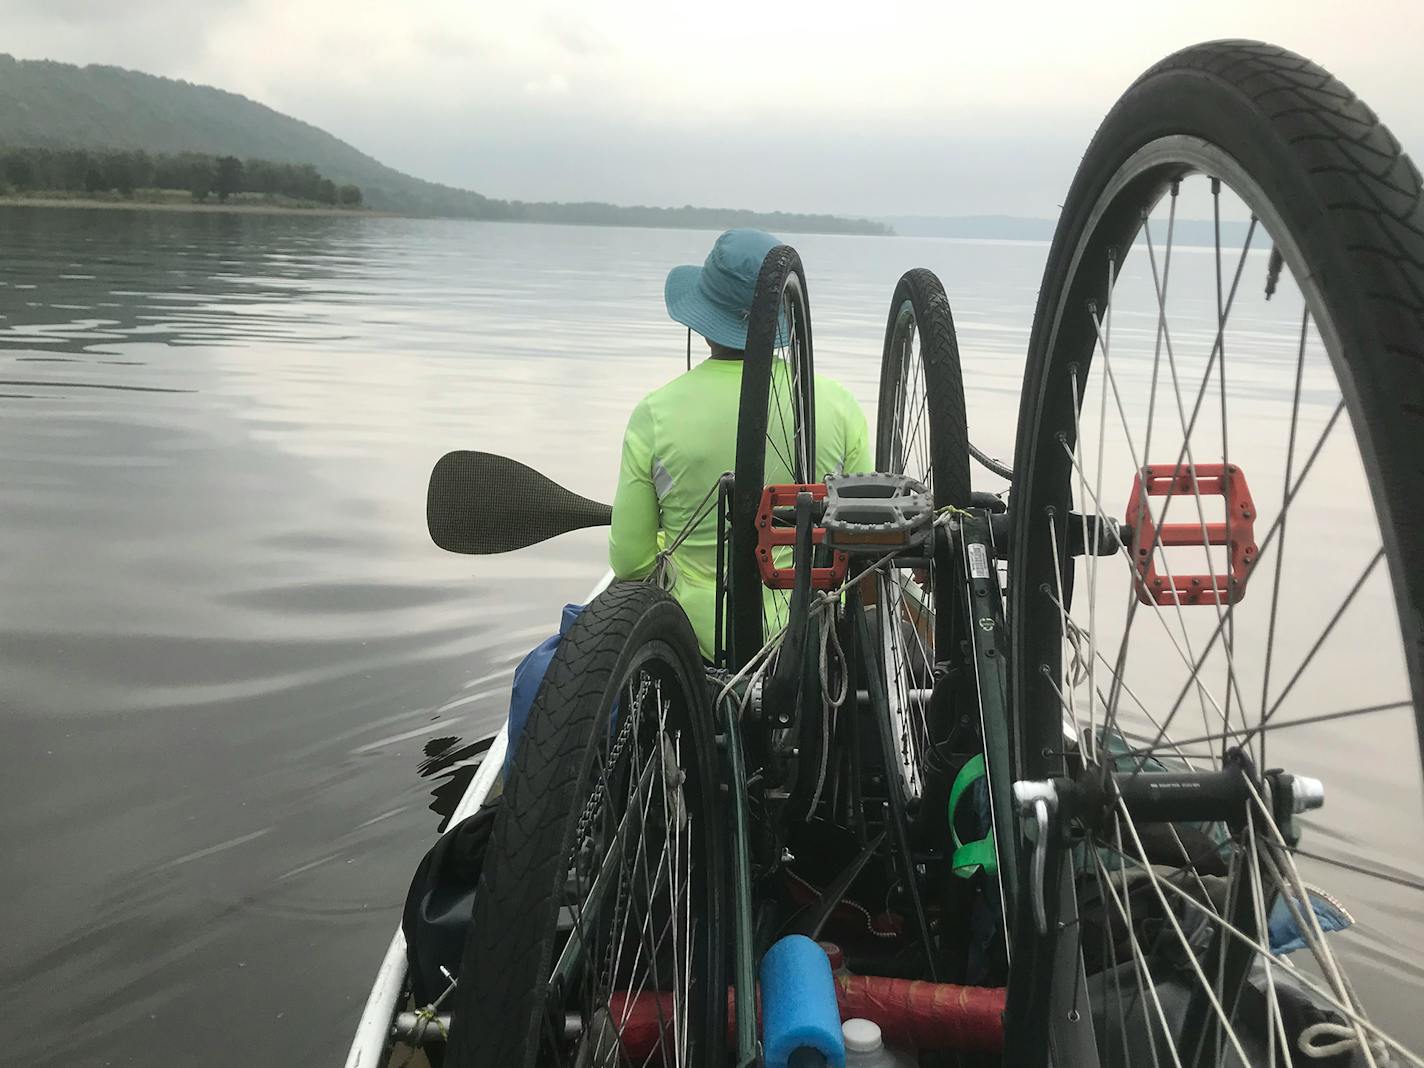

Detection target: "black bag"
[401, 797, 502, 1006]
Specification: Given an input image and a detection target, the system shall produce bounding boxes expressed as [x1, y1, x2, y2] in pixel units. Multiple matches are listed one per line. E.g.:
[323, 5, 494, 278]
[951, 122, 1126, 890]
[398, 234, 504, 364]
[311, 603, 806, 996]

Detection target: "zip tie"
[936, 504, 975, 519]
[393, 968, 458, 1064]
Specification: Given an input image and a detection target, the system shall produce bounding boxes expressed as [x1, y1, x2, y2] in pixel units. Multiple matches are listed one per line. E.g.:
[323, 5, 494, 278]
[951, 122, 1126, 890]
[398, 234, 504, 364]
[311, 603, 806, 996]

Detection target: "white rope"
[713, 509, 958, 814]
[650, 553, 679, 593]
[650, 475, 726, 592]
[714, 625, 786, 714]
[801, 509, 959, 809]
[1299, 1021, 1393, 1063]
[817, 591, 849, 710]
[806, 688, 834, 816]
[1042, 583, 1092, 692]
[806, 591, 849, 812]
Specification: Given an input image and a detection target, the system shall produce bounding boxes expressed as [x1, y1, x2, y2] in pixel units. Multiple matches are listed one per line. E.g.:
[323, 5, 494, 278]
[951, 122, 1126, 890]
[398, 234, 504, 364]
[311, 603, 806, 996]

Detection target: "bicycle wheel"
[874, 268, 971, 804]
[446, 584, 726, 1068]
[728, 244, 816, 672]
[1006, 41, 1424, 1066]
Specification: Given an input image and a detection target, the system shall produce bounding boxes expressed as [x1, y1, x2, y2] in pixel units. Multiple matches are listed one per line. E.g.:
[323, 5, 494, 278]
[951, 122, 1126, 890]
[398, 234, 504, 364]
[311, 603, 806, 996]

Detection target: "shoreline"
[0, 195, 388, 217]
[0, 196, 895, 236]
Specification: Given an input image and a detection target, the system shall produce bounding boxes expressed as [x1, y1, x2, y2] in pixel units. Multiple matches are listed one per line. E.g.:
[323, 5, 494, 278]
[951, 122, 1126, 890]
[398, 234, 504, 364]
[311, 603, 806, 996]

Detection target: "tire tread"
[446, 583, 719, 1068]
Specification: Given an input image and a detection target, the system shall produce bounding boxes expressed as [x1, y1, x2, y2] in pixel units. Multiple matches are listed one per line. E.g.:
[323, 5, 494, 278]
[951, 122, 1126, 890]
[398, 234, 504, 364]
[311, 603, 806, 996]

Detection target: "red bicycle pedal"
[1124, 463, 1258, 606]
[755, 484, 850, 591]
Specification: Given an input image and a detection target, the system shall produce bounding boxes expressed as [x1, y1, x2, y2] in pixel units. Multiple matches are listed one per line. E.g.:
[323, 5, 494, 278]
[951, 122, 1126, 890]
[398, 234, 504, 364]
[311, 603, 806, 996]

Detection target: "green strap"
[948, 753, 998, 878]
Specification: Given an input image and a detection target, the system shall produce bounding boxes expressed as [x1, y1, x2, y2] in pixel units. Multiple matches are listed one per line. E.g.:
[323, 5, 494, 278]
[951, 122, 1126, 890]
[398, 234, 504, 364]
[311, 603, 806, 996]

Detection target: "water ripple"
[2, 205, 1420, 1064]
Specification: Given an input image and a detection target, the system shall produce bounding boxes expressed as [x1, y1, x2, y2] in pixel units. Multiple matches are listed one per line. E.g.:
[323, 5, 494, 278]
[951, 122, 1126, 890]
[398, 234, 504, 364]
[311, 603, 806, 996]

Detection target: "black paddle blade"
[427, 450, 612, 555]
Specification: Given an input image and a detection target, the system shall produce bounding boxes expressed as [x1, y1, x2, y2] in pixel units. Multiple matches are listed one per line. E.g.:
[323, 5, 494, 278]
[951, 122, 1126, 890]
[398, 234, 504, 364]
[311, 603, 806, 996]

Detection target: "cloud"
[522, 73, 571, 98]
[3, 0, 250, 71]
[540, 11, 614, 59]
[3, 0, 1422, 218]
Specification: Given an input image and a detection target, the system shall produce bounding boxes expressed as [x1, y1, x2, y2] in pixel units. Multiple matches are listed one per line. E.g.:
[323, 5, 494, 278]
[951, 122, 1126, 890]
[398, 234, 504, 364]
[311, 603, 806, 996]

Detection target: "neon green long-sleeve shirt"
[609, 357, 872, 658]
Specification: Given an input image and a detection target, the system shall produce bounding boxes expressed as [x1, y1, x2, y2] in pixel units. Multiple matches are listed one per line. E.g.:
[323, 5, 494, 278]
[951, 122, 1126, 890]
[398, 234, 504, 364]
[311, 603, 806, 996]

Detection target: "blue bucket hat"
[664, 228, 782, 351]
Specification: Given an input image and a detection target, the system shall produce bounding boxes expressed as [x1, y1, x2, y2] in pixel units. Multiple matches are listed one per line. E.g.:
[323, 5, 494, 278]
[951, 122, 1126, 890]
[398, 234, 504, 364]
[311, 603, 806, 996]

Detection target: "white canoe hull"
[344, 572, 613, 1067]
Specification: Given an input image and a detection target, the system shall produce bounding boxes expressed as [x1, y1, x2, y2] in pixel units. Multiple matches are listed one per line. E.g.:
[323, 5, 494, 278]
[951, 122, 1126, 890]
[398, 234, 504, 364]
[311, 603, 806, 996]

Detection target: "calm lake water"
[1, 206, 1419, 1065]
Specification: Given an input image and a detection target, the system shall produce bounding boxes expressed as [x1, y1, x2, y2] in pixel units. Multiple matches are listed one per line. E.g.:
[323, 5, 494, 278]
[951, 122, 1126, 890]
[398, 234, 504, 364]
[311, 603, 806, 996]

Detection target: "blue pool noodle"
[760, 934, 846, 1068]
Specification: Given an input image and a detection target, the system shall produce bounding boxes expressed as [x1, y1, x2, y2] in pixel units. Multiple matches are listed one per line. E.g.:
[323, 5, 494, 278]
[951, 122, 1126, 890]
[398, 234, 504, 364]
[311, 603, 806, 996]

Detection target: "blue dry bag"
[504, 603, 585, 774]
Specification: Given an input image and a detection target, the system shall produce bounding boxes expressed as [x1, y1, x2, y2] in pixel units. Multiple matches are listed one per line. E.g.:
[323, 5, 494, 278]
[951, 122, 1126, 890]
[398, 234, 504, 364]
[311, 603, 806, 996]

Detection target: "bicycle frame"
[713, 497, 1021, 1065]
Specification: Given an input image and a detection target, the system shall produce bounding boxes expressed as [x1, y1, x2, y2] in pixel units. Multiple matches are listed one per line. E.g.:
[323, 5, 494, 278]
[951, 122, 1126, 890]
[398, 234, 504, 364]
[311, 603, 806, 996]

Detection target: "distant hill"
[0, 54, 888, 235]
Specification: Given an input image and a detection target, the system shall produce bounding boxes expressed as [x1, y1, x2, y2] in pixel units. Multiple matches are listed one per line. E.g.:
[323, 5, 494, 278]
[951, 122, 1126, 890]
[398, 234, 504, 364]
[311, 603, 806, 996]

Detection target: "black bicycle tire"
[729, 245, 816, 671]
[876, 267, 972, 510]
[445, 583, 726, 1068]
[876, 268, 972, 657]
[1005, 38, 1424, 1064]
[872, 268, 976, 860]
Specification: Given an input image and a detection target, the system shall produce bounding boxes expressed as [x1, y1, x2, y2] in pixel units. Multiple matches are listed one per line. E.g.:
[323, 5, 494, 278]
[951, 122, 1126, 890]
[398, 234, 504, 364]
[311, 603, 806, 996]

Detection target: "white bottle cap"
[842, 1018, 884, 1053]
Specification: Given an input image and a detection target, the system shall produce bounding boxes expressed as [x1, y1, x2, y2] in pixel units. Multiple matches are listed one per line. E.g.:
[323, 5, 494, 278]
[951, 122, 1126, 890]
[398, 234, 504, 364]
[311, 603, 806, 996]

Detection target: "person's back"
[609, 230, 871, 658]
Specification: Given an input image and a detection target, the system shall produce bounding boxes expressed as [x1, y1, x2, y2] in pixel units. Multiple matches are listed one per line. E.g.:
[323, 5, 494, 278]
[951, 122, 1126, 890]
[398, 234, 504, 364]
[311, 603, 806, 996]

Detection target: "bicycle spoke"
[1057, 443, 1230, 729]
[547, 668, 702, 1067]
[1244, 811, 1292, 1066]
[1083, 211, 1262, 746]
[1113, 796, 1255, 1066]
[1138, 197, 1241, 748]
[1047, 510, 1079, 742]
[1008, 56, 1424, 1067]
[878, 298, 951, 803]
[1285, 845, 1424, 896]
[1092, 839, 1176, 1068]
[1243, 777, 1383, 1057]
[1142, 230, 1248, 749]
[1098, 834, 1417, 1065]
[1129, 397, 1348, 767]
[1138, 192, 1178, 469]
[1069, 364, 1100, 764]
[1124, 698, 1411, 757]
[1256, 305, 1312, 769]
[1252, 547, 1384, 740]
[767, 356, 797, 477]
[1213, 179, 1241, 758]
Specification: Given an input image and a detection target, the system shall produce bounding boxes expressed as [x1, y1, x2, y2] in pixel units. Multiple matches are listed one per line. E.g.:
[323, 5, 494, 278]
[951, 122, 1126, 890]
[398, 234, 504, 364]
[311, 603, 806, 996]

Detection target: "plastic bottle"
[842, 1018, 916, 1068]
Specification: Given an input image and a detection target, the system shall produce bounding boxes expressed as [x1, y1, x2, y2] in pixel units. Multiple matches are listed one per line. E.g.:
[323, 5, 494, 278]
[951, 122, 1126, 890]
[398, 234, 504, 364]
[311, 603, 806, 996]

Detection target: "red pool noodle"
[609, 977, 1005, 1059]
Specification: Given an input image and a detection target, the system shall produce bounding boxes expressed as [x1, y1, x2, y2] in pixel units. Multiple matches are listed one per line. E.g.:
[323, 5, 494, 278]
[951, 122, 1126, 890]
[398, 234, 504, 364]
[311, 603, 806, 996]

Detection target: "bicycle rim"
[875, 270, 966, 804]
[1009, 52, 1424, 1068]
[546, 647, 713, 1068]
[730, 246, 815, 670]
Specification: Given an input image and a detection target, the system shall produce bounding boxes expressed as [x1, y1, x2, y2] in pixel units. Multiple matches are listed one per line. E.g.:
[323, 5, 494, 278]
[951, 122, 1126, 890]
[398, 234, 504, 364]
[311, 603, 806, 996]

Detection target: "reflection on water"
[1, 205, 1418, 1064]
[0, 207, 1043, 1066]
[418, 735, 496, 832]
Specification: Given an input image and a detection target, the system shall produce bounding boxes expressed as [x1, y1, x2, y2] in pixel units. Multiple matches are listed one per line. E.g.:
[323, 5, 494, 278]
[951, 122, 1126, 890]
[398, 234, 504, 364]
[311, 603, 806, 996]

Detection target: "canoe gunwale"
[344, 572, 612, 1067]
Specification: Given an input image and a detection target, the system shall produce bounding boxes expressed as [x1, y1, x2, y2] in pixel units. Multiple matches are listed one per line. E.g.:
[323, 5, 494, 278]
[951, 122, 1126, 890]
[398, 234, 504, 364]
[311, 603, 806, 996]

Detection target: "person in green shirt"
[609, 229, 872, 659]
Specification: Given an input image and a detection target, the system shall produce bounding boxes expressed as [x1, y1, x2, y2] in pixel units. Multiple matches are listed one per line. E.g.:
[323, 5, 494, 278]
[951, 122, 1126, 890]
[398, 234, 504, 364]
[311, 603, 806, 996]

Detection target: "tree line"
[0, 146, 363, 206]
[492, 199, 891, 235]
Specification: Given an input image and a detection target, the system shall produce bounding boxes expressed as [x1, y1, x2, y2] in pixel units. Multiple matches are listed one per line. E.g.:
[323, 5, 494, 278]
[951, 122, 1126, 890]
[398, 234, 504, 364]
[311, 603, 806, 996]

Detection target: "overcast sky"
[5, 0, 1422, 218]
